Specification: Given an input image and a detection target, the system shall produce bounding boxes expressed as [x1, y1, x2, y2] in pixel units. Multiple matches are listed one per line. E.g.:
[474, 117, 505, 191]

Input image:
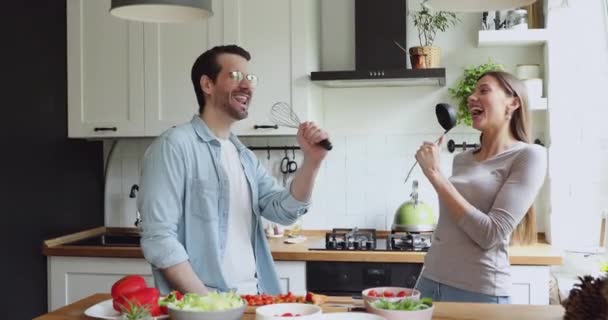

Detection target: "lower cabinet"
[47, 256, 153, 312]
[47, 257, 549, 312]
[511, 265, 551, 305]
[274, 261, 307, 295]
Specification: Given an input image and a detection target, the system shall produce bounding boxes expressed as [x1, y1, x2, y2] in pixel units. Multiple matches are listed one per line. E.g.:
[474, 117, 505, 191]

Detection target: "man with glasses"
[138, 45, 329, 296]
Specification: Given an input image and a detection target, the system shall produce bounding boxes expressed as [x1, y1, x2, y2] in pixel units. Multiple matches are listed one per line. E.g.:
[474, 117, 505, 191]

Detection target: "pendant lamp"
[110, 0, 213, 23]
[428, 0, 537, 12]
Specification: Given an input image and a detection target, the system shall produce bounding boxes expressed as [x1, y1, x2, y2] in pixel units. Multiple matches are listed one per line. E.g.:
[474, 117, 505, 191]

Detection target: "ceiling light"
[110, 0, 212, 23]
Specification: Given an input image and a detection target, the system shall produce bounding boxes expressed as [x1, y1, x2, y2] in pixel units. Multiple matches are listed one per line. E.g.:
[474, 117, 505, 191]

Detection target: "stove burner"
[325, 228, 377, 250]
[387, 231, 432, 252]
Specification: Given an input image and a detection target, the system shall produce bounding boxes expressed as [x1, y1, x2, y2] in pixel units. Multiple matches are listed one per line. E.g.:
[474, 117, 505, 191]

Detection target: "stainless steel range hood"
[310, 0, 446, 88]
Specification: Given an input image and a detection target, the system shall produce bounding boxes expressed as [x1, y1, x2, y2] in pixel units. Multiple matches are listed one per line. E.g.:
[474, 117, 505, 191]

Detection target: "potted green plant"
[448, 60, 504, 126]
[409, 0, 459, 68]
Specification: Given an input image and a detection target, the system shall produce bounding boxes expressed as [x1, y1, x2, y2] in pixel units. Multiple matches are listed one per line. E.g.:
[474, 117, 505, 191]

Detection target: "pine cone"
[563, 275, 608, 320]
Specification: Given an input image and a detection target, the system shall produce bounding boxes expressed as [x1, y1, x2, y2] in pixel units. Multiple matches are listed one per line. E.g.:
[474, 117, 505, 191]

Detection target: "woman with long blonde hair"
[414, 71, 546, 303]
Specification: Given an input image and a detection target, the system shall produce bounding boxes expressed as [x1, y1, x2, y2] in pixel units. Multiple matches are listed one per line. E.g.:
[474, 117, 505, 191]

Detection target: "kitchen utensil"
[412, 265, 425, 298]
[280, 150, 297, 174]
[404, 103, 457, 184]
[393, 40, 408, 55]
[362, 287, 421, 309]
[367, 301, 434, 320]
[392, 180, 437, 232]
[169, 304, 246, 320]
[506, 9, 528, 30]
[269, 102, 333, 150]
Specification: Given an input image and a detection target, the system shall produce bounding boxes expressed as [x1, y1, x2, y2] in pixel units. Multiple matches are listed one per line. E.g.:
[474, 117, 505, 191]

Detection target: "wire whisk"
[270, 102, 333, 150]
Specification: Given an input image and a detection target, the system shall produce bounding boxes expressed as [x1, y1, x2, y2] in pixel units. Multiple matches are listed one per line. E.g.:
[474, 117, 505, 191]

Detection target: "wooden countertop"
[43, 228, 563, 265]
[34, 293, 565, 320]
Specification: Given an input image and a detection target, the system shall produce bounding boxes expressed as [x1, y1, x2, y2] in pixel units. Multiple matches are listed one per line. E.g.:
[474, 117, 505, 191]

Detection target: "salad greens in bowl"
[167, 292, 246, 320]
[368, 297, 434, 320]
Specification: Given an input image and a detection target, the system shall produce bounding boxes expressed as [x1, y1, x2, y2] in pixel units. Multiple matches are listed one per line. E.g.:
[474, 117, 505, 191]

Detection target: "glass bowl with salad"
[166, 292, 246, 320]
[367, 297, 434, 320]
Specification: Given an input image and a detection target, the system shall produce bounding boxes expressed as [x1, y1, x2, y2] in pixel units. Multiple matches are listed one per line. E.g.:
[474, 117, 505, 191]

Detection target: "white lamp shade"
[110, 0, 212, 23]
[428, 0, 537, 12]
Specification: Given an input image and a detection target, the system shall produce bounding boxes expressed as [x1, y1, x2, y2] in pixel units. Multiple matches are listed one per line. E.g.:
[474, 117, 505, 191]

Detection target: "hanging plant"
[448, 60, 504, 126]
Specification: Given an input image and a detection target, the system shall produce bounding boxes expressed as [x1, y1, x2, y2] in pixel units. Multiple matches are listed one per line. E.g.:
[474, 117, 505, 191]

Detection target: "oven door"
[306, 261, 422, 297]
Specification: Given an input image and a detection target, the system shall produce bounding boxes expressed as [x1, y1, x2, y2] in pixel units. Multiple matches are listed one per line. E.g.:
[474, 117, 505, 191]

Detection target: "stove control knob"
[327, 240, 336, 249]
[353, 241, 360, 250]
[365, 241, 373, 250]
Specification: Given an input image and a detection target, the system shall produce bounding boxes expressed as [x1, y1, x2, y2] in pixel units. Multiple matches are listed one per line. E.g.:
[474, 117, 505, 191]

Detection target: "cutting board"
[244, 296, 357, 314]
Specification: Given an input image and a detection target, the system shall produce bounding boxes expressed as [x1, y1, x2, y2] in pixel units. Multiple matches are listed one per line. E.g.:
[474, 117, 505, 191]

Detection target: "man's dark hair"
[191, 45, 251, 114]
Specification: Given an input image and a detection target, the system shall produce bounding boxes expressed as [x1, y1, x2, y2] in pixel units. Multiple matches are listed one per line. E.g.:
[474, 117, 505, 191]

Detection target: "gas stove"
[323, 228, 377, 250]
[387, 231, 432, 252]
[309, 228, 431, 252]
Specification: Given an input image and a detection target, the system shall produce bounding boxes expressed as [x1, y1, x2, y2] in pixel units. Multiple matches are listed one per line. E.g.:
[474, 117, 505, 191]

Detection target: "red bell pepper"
[111, 275, 147, 300]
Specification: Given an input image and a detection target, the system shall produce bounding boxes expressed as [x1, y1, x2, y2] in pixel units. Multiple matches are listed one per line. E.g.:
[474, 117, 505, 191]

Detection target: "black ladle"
[404, 103, 457, 183]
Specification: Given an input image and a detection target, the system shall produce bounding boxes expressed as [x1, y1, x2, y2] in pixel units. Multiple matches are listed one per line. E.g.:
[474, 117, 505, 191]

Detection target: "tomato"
[367, 290, 379, 297]
[397, 291, 406, 297]
[111, 275, 147, 300]
[114, 287, 161, 316]
[383, 291, 395, 298]
[305, 292, 313, 302]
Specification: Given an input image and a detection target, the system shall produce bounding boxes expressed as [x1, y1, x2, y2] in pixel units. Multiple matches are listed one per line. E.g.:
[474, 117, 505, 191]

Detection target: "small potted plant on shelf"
[408, 0, 459, 69]
[448, 60, 504, 126]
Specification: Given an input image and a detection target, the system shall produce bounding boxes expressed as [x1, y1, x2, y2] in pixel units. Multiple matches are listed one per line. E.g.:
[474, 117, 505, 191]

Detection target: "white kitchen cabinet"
[511, 265, 551, 305]
[67, 0, 222, 138]
[47, 256, 153, 311]
[68, 0, 321, 138]
[274, 261, 307, 295]
[143, 5, 223, 136]
[67, 0, 145, 138]
[226, 0, 323, 136]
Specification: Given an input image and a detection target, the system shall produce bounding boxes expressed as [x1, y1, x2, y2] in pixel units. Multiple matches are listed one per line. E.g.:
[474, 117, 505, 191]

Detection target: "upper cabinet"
[142, 15, 222, 136]
[67, 0, 145, 137]
[223, 0, 322, 136]
[67, 0, 321, 138]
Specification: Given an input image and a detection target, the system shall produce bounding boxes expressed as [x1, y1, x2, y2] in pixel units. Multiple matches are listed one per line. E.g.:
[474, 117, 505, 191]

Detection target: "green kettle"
[392, 180, 437, 232]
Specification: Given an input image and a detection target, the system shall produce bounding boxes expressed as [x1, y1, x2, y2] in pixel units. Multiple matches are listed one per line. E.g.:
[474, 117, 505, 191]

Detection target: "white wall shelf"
[530, 97, 548, 111]
[478, 29, 548, 47]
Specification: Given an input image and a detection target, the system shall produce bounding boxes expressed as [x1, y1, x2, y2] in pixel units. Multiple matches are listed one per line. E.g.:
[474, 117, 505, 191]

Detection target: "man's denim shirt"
[138, 115, 310, 295]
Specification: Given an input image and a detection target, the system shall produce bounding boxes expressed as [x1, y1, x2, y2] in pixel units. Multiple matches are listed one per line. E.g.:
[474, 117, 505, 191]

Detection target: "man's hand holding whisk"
[297, 121, 329, 166]
[289, 121, 329, 202]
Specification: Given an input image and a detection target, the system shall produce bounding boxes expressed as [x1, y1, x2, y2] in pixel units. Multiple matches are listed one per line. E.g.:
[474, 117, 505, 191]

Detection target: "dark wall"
[0, 1, 104, 318]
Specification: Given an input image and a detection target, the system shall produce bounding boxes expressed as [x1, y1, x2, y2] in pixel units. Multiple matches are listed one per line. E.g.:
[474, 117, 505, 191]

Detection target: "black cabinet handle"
[94, 127, 118, 132]
[254, 125, 279, 130]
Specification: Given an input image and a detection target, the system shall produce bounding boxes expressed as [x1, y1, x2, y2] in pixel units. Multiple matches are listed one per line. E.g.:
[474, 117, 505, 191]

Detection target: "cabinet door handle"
[254, 125, 279, 130]
[94, 127, 118, 132]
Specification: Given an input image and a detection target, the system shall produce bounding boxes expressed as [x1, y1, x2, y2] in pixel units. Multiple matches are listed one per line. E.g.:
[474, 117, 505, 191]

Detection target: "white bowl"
[367, 303, 434, 320]
[361, 286, 420, 309]
[255, 303, 322, 320]
[168, 304, 246, 320]
[320, 312, 386, 320]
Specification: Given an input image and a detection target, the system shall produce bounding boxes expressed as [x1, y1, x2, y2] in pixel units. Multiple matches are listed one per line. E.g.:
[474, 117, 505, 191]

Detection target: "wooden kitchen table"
[35, 293, 566, 320]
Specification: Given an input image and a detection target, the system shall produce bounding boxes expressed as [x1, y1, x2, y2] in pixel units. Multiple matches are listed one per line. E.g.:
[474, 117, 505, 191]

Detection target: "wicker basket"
[409, 46, 441, 68]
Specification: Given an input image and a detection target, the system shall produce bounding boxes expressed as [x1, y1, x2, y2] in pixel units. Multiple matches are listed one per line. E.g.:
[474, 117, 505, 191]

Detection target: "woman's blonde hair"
[477, 71, 537, 245]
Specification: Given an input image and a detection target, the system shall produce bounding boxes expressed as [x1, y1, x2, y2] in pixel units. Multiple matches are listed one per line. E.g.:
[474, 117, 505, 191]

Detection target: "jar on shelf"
[506, 9, 528, 30]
